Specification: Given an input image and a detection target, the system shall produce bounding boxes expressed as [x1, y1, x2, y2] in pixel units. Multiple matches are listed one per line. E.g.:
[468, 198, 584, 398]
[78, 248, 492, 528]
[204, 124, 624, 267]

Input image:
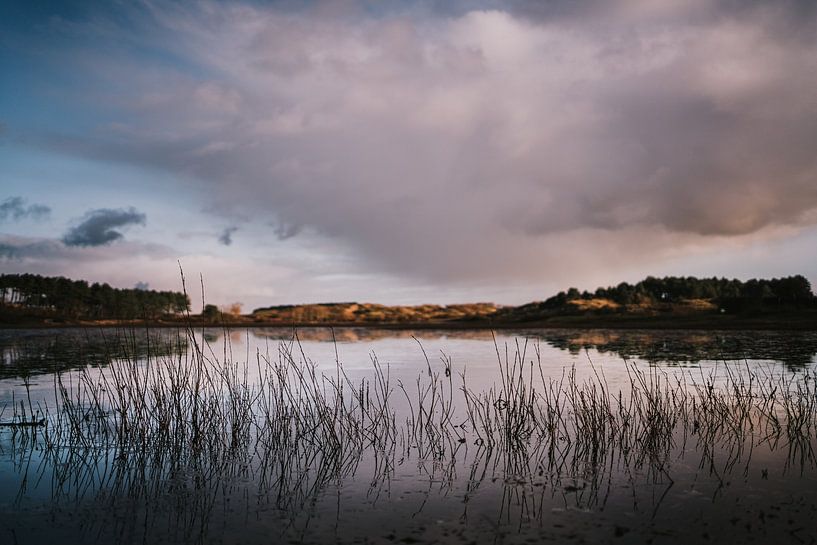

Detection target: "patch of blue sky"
[0, 1, 214, 134]
[0, 58, 102, 136]
[0, 1, 87, 30]
[0, 143, 202, 240]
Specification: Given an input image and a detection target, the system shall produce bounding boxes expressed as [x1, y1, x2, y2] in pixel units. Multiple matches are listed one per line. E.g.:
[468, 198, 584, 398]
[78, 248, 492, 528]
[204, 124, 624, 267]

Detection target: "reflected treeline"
[532, 329, 817, 368]
[4, 328, 816, 380]
[0, 328, 188, 379]
[236, 326, 817, 368]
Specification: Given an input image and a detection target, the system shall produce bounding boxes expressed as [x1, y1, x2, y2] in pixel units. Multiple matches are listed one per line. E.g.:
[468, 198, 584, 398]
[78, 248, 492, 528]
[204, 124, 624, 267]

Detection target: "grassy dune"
[251, 302, 498, 324]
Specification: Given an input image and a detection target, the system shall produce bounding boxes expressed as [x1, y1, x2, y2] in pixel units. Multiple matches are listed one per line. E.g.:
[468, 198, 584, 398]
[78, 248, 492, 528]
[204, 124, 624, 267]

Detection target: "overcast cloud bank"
[2, 0, 816, 303]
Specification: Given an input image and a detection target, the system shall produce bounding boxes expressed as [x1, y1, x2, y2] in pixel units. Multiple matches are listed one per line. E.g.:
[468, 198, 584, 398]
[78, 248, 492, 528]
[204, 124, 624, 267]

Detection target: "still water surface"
[1, 327, 816, 544]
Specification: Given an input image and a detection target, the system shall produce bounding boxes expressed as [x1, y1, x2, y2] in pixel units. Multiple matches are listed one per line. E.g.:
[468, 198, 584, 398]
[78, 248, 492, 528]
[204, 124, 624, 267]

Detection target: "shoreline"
[2, 313, 816, 331]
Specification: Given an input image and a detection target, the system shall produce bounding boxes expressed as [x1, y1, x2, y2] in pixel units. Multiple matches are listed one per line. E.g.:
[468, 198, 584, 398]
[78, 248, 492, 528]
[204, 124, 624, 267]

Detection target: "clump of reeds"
[3, 327, 816, 540]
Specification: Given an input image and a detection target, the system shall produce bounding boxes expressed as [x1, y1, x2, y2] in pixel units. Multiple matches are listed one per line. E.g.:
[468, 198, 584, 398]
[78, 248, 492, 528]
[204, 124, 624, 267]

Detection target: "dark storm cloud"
[23, 1, 817, 281]
[218, 226, 238, 246]
[0, 197, 51, 222]
[62, 207, 146, 247]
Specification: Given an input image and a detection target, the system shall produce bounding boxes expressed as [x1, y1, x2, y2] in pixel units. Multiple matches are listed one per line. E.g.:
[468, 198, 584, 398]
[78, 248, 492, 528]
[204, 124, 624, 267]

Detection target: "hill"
[247, 275, 816, 329]
[2, 273, 815, 329]
[251, 302, 498, 324]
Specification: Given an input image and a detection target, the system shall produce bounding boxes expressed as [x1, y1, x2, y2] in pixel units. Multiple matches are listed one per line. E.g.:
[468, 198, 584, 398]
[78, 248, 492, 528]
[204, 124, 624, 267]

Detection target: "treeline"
[0, 273, 190, 319]
[542, 275, 815, 309]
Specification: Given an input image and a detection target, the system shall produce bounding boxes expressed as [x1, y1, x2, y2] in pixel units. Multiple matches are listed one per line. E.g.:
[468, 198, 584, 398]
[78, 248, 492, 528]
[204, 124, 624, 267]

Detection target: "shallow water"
[1, 327, 816, 544]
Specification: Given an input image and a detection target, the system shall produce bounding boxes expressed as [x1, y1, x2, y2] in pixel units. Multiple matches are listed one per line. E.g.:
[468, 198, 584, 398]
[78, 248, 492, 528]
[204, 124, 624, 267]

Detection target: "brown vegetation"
[567, 297, 620, 311]
[251, 302, 498, 324]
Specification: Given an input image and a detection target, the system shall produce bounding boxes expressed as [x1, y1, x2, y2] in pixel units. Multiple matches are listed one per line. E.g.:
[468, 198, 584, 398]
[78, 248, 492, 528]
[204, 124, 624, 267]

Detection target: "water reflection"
[533, 329, 817, 368]
[248, 327, 817, 368]
[2, 328, 816, 381]
[0, 328, 188, 379]
[2, 386, 815, 545]
[250, 326, 496, 343]
[1, 327, 816, 544]
[239, 327, 817, 368]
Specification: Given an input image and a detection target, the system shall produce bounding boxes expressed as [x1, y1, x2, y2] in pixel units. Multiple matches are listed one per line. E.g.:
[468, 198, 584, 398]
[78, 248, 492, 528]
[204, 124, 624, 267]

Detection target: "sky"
[1, 0, 816, 311]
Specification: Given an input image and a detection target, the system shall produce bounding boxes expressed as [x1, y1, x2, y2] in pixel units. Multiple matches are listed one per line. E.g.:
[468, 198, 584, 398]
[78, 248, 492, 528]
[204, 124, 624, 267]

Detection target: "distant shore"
[4, 273, 815, 332]
[2, 311, 815, 331]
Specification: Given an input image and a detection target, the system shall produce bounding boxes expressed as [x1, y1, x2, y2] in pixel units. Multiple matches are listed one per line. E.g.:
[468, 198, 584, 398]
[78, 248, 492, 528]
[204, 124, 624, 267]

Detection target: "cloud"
[0, 197, 51, 222]
[218, 226, 238, 246]
[272, 222, 301, 241]
[62, 207, 147, 247]
[0, 234, 173, 262]
[0, 233, 207, 304]
[134, 281, 150, 290]
[23, 2, 817, 283]
[0, 238, 63, 260]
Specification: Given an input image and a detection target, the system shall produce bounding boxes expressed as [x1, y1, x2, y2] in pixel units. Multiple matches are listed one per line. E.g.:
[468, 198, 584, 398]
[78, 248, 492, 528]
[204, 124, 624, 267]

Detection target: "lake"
[1, 327, 816, 544]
